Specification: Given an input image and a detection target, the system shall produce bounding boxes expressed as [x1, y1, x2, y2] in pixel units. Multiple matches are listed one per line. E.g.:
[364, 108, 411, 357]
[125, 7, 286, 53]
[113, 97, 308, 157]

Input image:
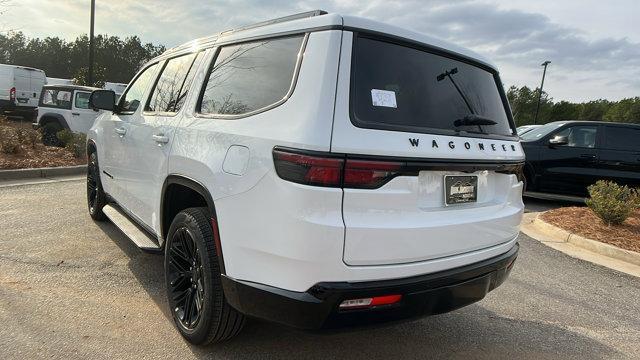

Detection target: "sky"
[3, 0, 639, 102]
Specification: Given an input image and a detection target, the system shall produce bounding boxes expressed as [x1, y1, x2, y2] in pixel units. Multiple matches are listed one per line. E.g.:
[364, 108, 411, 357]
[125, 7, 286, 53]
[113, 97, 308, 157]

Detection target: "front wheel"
[165, 207, 245, 345]
[87, 152, 107, 221]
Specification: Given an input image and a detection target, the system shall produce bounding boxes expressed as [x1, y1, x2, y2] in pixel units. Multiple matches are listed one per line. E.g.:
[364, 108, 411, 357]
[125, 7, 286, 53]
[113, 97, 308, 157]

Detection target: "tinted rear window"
[604, 126, 640, 151]
[351, 36, 514, 138]
[199, 35, 304, 116]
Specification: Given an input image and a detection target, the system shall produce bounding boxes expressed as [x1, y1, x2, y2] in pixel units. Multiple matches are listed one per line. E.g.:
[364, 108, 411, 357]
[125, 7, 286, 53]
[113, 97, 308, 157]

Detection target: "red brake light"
[273, 149, 344, 187]
[273, 148, 405, 189]
[9, 87, 16, 102]
[344, 159, 402, 189]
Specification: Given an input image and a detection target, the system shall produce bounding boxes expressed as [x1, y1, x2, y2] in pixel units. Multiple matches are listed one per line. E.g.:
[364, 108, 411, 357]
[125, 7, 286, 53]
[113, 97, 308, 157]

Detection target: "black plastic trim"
[223, 243, 518, 329]
[37, 113, 70, 129]
[160, 175, 226, 274]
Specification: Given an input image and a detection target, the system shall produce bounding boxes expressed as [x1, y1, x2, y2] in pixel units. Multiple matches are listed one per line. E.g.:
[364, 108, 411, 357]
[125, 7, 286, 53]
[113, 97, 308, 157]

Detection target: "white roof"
[156, 12, 498, 71]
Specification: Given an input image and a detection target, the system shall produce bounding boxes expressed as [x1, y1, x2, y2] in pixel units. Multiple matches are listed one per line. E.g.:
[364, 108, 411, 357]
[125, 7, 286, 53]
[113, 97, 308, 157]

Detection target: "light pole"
[88, 0, 95, 86]
[533, 60, 551, 125]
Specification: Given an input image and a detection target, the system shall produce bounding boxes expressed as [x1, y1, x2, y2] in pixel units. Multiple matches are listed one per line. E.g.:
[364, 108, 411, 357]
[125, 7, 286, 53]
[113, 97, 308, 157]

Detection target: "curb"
[527, 213, 640, 268]
[0, 165, 86, 180]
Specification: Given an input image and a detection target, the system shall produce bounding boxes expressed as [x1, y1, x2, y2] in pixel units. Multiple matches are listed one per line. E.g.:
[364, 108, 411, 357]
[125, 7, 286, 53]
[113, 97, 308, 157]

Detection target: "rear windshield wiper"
[454, 114, 498, 127]
[437, 68, 491, 133]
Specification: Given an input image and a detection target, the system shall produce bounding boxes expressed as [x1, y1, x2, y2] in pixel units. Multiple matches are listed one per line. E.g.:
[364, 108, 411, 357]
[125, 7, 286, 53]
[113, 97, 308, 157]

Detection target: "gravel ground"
[1, 179, 639, 359]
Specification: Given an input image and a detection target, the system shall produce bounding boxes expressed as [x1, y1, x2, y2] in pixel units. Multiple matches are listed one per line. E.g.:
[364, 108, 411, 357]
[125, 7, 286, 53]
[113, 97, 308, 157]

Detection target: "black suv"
[521, 121, 640, 197]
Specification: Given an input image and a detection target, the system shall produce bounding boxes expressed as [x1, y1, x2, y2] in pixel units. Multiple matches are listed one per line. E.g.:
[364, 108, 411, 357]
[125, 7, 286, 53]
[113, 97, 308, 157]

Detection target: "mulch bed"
[541, 207, 640, 253]
[0, 117, 86, 169]
[0, 144, 86, 169]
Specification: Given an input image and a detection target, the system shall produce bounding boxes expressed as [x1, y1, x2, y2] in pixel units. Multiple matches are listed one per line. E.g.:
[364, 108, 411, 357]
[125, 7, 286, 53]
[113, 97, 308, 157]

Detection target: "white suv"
[35, 84, 102, 145]
[86, 11, 524, 345]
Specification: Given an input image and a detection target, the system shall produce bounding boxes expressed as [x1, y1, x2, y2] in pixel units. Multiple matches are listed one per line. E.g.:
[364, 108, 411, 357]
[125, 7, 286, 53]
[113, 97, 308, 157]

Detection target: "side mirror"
[89, 90, 116, 111]
[548, 135, 568, 147]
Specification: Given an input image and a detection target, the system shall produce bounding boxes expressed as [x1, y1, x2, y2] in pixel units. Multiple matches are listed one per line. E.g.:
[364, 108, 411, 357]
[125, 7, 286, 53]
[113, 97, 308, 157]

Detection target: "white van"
[86, 11, 524, 345]
[46, 77, 75, 86]
[0, 64, 46, 118]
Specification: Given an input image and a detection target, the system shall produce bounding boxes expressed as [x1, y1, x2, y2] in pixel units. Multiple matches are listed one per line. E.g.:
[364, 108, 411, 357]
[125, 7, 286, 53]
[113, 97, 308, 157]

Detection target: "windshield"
[351, 36, 515, 138]
[520, 122, 566, 141]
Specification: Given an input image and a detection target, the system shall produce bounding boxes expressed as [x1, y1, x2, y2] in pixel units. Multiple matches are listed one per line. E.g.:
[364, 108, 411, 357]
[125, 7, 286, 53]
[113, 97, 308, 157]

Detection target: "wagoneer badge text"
[410, 138, 518, 152]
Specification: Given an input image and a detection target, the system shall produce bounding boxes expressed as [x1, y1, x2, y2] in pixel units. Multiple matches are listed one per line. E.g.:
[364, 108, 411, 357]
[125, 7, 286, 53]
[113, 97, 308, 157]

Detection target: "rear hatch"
[332, 32, 524, 266]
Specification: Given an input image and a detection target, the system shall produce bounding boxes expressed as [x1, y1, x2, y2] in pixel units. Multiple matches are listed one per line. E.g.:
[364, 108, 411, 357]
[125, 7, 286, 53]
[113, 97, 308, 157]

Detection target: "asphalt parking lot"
[1, 179, 639, 359]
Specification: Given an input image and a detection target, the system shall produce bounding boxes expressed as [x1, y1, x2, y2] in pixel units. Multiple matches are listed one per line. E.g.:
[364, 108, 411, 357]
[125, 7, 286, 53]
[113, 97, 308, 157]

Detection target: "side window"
[146, 52, 203, 114]
[40, 88, 72, 109]
[604, 127, 640, 152]
[199, 35, 304, 116]
[554, 126, 597, 148]
[74, 91, 91, 109]
[119, 63, 160, 114]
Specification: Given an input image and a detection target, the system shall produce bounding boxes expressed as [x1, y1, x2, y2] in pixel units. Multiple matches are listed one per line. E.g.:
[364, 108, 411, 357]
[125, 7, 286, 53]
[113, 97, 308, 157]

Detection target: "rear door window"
[198, 35, 304, 116]
[146, 52, 203, 114]
[603, 126, 640, 151]
[351, 35, 514, 138]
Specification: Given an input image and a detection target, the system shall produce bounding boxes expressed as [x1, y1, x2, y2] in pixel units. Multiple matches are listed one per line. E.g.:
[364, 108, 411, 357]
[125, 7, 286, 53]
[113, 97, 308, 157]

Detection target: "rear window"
[351, 36, 514, 138]
[39, 88, 72, 109]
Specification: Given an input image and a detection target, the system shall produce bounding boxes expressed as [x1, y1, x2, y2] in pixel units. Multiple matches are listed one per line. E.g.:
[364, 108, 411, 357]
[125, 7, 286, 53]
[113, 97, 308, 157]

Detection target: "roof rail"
[221, 10, 328, 35]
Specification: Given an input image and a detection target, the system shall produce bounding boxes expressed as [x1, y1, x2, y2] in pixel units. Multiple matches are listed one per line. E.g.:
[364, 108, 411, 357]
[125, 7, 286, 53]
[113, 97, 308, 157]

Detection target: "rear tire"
[42, 122, 63, 147]
[165, 207, 245, 345]
[87, 152, 107, 221]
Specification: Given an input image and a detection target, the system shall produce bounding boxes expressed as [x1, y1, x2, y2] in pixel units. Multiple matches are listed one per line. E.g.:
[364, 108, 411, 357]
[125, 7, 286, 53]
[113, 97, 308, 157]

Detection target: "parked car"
[521, 120, 640, 197]
[86, 10, 523, 345]
[0, 64, 46, 119]
[517, 124, 541, 136]
[34, 84, 101, 145]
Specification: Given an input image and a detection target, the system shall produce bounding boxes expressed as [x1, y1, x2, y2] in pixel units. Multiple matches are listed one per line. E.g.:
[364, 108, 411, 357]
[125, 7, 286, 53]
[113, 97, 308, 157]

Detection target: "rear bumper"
[0, 99, 15, 110]
[222, 243, 518, 329]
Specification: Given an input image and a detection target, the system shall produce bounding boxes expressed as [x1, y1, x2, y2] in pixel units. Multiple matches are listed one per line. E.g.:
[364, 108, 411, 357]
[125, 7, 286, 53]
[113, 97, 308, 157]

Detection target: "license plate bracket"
[444, 175, 478, 205]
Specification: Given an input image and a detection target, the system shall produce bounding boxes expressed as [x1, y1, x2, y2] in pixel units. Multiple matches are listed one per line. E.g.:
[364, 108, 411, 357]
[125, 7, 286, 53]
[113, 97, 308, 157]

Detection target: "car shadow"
[97, 222, 619, 360]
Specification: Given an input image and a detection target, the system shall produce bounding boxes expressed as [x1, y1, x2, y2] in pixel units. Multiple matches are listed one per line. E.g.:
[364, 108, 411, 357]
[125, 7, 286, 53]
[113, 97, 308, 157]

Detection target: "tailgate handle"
[114, 127, 127, 136]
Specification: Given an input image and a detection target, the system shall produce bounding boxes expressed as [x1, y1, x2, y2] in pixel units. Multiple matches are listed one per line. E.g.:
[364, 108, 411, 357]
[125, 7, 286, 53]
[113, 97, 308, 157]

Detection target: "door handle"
[579, 154, 596, 159]
[114, 127, 127, 136]
[152, 134, 169, 144]
[71, 112, 80, 116]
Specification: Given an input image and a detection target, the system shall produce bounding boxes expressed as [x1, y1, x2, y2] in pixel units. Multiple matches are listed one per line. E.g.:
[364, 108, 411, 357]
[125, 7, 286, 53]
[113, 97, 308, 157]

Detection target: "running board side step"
[102, 204, 161, 252]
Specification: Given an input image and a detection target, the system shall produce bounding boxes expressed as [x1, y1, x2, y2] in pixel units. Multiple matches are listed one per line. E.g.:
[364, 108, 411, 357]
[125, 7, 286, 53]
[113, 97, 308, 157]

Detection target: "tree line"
[507, 86, 640, 126]
[0, 31, 638, 124]
[0, 31, 165, 86]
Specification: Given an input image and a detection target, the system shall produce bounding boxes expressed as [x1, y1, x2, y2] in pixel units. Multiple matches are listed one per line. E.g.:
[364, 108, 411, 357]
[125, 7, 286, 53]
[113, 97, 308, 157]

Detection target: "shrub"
[0, 125, 20, 154]
[16, 127, 40, 148]
[56, 129, 87, 158]
[586, 180, 640, 225]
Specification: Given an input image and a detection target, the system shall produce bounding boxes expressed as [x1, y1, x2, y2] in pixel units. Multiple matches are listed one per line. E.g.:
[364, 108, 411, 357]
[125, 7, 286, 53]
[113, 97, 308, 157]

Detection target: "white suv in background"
[34, 84, 102, 145]
[86, 11, 524, 345]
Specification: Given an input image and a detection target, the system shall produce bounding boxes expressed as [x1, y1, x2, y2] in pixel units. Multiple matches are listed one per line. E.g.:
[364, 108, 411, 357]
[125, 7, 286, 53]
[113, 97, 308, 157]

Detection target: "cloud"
[5, 0, 640, 101]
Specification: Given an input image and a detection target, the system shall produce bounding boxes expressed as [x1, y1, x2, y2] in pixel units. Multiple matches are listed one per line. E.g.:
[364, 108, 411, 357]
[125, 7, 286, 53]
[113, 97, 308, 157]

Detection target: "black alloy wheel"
[168, 227, 205, 330]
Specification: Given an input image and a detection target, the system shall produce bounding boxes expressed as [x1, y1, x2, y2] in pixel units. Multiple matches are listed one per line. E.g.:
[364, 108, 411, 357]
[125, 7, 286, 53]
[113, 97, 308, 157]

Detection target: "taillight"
[344, 159, 402, 189]
[273, 149, 344, 187]
[273, 148, 404, 189]
[9, 87, 16, 102]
